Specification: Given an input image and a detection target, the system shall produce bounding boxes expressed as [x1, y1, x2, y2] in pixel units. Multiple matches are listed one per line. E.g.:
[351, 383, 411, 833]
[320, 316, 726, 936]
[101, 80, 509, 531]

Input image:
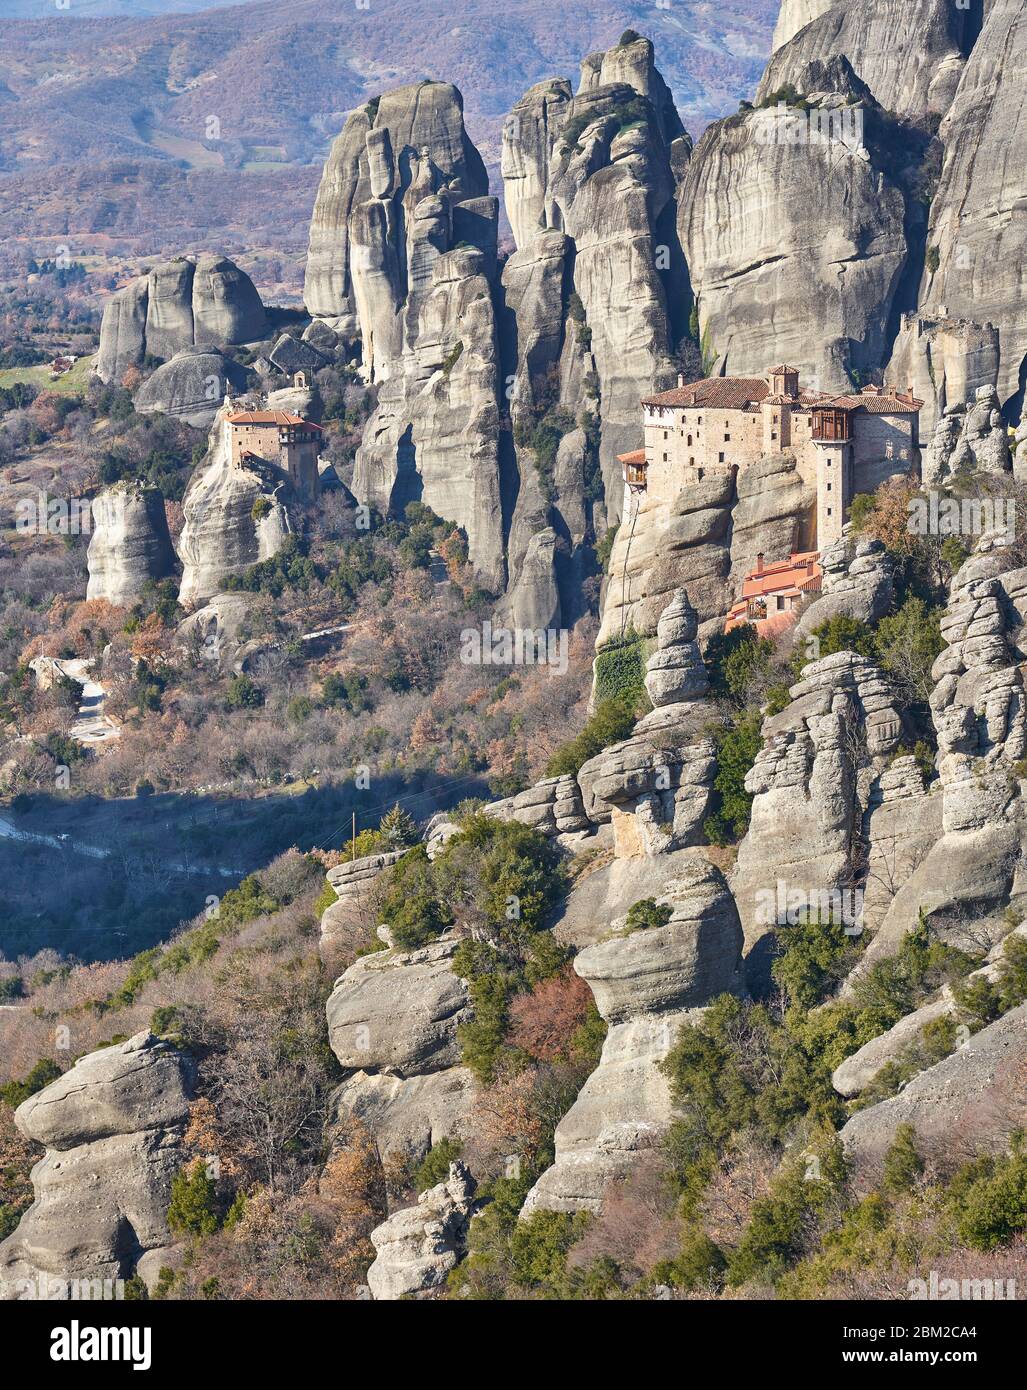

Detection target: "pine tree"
[378, 803, 418, 849]
[883, 1123, 924, 1195]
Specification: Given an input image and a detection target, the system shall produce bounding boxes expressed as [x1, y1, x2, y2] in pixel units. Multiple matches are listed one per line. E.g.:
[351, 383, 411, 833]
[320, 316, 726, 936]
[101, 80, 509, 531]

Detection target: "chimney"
[677, 373, 686, 389]
[755, 552, 764, 575]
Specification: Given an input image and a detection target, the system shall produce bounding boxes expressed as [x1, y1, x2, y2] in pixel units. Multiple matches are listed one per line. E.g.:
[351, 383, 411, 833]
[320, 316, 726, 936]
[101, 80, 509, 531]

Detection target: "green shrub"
[625, 898, 673, 932]
[415, 1137, 463, 1192]
[0, 1057, 61, 1109]
[167, 1160, 222, 1238]
[594, 630, 649, 706]
[702, 712, 763, 845]
[545, 695, 640, 777]
[882, 1123, 924, 1195]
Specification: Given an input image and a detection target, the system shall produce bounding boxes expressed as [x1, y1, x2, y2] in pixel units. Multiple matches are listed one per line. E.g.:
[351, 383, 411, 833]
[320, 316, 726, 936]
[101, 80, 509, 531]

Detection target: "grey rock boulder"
[87, 483, 176, 607]
[366, 1161, 477, 1300]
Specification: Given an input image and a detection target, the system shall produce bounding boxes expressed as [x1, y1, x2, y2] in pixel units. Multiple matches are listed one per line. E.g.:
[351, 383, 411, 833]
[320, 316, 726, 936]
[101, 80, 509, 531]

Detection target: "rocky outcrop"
[326, 933, 476, 1164]
[728, 452, 817, 589]
[539, 41, 688, 516]
[483, 775, 589, 839]
[850, 549, 1027, 981]
[833, 925, 1027, 1098]
[581, 590, 717, 856]
[86, 483, 176, 607]
[920, 0, 1027, 413]
[176, 405, 293, 608]
[304, 82, 489, 337]
[522, 854, 743, 1214]
[840, 1003, 1027, 1180]
[679, 67, 908, 393]
[501, 79, 572, 251]
[757, 0, 976, 117]
[772, 0, 834, 53]
[366, 1161, 477, 1300]
[319, 850, 405, 962]
[494, 526, 561, 633]
[0, 1032, 194, 1298]
[886, 315, 1001, 438]
[96, 255, 268, 384]
[731, 650, 905, 969]
[175, 592, 252, 666]
[133, 347, 250, 428]
[796, 536, 894, 634]
[597, 470, 735, 647]
[351, 236, 506, 592]
[922, 385, 1013, 486]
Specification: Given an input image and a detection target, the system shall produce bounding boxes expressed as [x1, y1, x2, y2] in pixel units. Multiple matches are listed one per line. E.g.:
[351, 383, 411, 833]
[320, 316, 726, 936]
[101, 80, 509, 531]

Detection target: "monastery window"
[826, 481, 832, 491]
[724, 432, 730, 442]
[827, 507, 833, 517]
[687, 435, 692, 445]
[689, 456, 695, 465]
[718, 452, 725, 463]
[663, 453, 668, 462]
[771, 432, 777, 441]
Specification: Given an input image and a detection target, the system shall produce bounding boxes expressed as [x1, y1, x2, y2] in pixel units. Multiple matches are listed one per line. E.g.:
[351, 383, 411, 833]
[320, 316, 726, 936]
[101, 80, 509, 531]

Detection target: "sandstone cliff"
[177, 405, 294, 609]
[96, 254, 268, 385]
[0, 1032, 194, 1298]
[86, 483, 177, 608]
[325, 932, 476, 1165]
[918, 0, 1027, 413]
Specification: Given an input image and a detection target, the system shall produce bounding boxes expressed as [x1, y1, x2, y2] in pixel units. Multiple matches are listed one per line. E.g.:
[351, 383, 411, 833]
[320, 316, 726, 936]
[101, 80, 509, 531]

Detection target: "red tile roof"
[643, 376, 921, 415]
[826, 392, 922, 414]
[617, 449, 646, 464]
[741, 550, 822, 601]
[643, 377, 771, 410]
[227, 410, 323, 429]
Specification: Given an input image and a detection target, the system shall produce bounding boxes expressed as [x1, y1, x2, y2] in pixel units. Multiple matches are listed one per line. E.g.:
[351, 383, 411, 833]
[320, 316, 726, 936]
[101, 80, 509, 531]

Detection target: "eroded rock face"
[840, 1003, 1027, 1181]
[319, 850, 405, 962]
[352, 239, 506, 593]
[304, 81, 489, 336]
[757, 0, 975, 117]
[679, 70, 908, 393]
[772, 0, 834, 53]
[177, 406, 294, 608]
[96, 255, 268, 384]
[86, 484, 176, 607]
[582, 590, 717, 856]
[134, 348, 250, 428]
[0, 1032, 194, 1299]
[597, 470, 735, 647]
[522, 854, 744, 1214]
[850, 548, 1027, 979]
[922, 0, 1027, 412]
[731, 650, 905, 969]
[833, 925, 1027, 1098]
[796, 536, 894, 634]
[922, 385, 1012, 486]
[326, 933, 475, 1164]
[886, 315, 1000, 439]
[366, 1161, 477, 1300]
[483, 775, 589, 839]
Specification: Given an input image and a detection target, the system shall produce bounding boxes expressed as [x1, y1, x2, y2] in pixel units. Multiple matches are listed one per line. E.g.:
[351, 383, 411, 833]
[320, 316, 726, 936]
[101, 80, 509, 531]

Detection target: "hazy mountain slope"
[0, 0, 775, 259]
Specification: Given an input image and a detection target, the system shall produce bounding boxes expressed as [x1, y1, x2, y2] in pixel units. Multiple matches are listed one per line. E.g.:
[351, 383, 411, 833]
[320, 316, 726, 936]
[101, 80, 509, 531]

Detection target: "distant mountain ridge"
[0, 0, 775, 260]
